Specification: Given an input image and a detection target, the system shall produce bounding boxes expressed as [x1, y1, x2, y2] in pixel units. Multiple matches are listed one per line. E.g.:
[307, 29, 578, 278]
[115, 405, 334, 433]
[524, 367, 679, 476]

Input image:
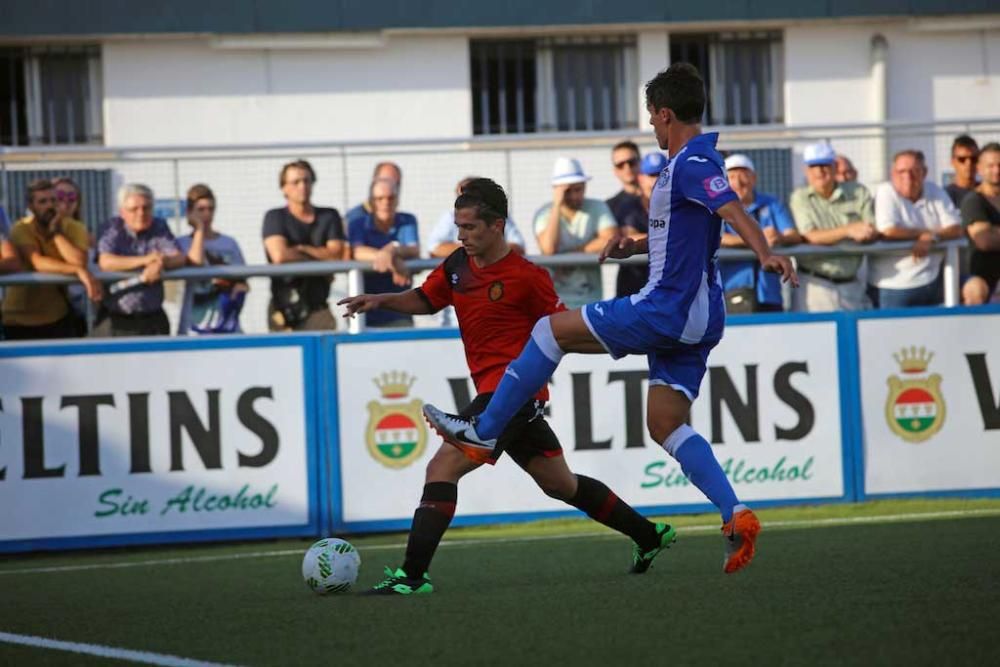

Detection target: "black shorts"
[458, 393, 562, 467]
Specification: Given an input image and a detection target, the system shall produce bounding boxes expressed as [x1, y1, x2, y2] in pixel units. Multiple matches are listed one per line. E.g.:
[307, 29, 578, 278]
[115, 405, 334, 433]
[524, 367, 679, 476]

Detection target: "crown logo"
[373, 371, 416, 399]
[893, 346, 933, 374]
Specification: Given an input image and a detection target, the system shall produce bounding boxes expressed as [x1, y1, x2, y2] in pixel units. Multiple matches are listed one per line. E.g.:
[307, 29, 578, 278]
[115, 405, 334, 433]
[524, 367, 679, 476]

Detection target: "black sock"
[568, 475, 660, 551]
[401, 482, 458, 579]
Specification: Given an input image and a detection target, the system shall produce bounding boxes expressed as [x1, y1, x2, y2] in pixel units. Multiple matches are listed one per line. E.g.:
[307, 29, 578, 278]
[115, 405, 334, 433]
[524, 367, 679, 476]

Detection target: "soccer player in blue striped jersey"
[424, 63, 798, 574]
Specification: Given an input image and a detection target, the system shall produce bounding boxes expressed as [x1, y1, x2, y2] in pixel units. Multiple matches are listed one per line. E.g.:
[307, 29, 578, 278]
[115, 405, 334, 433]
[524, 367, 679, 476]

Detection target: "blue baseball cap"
[640, 152, 668, 176]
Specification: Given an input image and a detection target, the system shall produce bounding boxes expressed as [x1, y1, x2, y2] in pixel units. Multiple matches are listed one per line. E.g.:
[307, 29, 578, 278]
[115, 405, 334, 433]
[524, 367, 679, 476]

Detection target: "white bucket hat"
[551, 157, 592, 186]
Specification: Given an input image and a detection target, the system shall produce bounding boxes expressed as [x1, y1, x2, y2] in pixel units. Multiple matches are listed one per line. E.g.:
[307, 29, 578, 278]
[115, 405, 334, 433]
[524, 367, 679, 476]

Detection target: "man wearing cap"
[789, 142, 878, 311]
[720, 154, 801, 313]
[534, 157, 618, 309]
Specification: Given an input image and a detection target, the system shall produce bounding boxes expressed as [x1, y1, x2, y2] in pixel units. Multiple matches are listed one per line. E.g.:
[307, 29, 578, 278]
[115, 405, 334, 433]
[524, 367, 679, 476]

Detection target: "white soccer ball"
[302, 538, 361, 594]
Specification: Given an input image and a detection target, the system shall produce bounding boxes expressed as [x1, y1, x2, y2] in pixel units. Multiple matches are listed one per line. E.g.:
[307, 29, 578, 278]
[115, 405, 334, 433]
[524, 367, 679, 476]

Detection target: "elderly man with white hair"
[534, 157, 618, 309]
[97, 183, 204, 336]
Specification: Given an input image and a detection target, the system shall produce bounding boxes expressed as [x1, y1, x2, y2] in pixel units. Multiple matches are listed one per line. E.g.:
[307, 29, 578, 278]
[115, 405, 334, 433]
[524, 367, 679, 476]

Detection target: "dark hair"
[26, 178, 54, 203]
[455, 177, 508, 222]
[892, 149, 926, 165]
[279, 160, 316, 187]
[186, 183, 215, 209]
[978, 141, 1000, 157]
[52, 176, 82, 218]
[612, 140, 640, 155]
[644, 62, 706, 124]
[952, 134, 979, 156]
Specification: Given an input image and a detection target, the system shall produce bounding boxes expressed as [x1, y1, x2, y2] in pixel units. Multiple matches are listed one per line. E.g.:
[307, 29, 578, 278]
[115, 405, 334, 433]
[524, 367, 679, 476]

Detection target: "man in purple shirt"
[98, 183, 203, 336]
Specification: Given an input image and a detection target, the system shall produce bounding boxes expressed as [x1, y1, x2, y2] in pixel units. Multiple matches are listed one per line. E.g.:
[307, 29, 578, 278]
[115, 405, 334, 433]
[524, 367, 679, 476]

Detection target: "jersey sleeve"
[416, 260, 452, 311]
[679, 156, 739, 213]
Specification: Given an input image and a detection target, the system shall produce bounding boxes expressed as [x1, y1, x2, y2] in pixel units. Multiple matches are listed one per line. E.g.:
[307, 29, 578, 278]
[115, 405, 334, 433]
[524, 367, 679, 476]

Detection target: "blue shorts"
[582, 296, 715, 401]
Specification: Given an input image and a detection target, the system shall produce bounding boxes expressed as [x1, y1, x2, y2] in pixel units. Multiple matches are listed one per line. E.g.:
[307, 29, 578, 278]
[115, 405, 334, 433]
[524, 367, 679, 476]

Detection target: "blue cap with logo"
[640, 152, 668, 176]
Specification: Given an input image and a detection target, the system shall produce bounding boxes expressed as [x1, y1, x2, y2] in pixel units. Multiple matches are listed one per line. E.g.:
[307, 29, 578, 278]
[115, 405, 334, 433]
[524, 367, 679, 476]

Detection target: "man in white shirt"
[869, 150, 964, 308]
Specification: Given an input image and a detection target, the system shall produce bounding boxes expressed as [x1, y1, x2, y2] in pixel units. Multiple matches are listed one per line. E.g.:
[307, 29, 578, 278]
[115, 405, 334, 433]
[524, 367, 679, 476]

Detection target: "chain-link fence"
[3, 118, 997, 333]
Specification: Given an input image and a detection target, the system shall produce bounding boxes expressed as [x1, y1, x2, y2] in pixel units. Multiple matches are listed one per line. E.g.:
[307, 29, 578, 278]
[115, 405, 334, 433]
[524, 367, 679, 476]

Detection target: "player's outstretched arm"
[599, 234, 648, 264]
[337, 290, 434, 319]
[718, 200, 799, 287]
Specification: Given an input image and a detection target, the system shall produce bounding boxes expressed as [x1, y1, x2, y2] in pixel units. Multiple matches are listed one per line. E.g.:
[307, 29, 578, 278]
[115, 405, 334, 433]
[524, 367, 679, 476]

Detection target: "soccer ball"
[302, 538, 361, 594]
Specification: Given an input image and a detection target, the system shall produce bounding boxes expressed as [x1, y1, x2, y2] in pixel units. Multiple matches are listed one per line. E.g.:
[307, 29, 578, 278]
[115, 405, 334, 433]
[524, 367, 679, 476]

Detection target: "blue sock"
[662, 425, 739, 524]
[476, 318, 563, 440]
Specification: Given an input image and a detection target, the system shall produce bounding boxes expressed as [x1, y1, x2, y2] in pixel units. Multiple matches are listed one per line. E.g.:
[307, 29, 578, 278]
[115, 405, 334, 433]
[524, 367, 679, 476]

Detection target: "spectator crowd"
[1, 133, 998, 341]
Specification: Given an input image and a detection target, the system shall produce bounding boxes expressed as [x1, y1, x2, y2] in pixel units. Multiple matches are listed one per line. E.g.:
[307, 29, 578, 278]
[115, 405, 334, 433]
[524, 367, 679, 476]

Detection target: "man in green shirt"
[789, 142, 878, 311]
[534, 157, 618, 309]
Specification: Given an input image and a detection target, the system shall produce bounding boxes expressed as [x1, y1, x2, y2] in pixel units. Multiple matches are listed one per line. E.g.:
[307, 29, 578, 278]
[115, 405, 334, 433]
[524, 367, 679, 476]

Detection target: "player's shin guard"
[401, 482, 457, 578]
[662, 425, 740, 524]
[568, 475, 660, 552]
[475, 316, 564, 440]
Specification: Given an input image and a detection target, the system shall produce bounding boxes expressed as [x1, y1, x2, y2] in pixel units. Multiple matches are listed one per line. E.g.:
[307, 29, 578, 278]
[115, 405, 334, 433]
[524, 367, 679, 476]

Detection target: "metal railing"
[0, 239, 968, 334]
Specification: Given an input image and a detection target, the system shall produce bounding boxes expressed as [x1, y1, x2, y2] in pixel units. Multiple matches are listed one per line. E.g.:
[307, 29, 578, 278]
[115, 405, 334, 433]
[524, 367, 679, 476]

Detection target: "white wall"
[102, 35, 473, 145]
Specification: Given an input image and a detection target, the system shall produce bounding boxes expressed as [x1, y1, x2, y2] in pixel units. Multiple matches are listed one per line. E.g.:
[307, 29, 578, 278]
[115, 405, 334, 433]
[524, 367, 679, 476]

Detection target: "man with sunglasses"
[535, 157, 618, 309]
[607, 141, 649, 297]
[947, 135, 980, 208]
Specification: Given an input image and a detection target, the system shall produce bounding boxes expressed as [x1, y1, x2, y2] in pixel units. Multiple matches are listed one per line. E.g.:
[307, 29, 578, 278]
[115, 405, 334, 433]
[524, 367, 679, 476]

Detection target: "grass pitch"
[2, 499, 999, 666]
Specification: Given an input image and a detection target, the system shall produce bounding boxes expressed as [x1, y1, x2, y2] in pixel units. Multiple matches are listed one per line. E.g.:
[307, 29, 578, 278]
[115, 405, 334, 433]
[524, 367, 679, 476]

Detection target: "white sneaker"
[422, 404, 498, 464]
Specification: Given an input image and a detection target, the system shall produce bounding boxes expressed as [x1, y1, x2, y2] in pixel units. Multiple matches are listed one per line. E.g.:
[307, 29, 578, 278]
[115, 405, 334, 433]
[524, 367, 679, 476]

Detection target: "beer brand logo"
[488, 280, 504, 302]
[366, 371, 427, 468]
[885, 347, 946, 443]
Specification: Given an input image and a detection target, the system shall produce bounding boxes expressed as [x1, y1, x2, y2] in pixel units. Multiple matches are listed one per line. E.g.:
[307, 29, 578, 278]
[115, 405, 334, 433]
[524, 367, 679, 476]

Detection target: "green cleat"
[364, 567, 434, 596]
[629, 523, 677, 574]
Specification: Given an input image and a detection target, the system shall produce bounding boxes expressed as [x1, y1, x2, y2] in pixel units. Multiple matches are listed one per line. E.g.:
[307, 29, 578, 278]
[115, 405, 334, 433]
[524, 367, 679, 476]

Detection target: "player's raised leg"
[366, 445, 479, 595]
[520, 451, 676, 574]
[423, 307, 601, 460]
[647, 383, 759, 574]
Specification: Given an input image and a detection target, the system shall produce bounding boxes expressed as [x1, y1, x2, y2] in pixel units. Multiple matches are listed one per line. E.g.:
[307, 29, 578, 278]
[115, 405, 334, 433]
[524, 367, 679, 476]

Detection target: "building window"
[0, 45, 103, 146]
[471, 35, 638, 135]
[670, 31, 784, 126]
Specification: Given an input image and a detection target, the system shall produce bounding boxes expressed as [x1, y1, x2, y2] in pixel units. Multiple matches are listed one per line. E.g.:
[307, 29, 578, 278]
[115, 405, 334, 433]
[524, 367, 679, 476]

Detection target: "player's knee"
[424, 447, 467, 484]
[647, 412, 686, 446]
[531, 315, 564, 362]
[528, 463, 574, 500]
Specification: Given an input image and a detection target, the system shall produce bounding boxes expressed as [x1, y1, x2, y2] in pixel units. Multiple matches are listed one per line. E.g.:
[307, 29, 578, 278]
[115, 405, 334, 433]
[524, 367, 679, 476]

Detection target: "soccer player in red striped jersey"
[339, 178, 675, 595]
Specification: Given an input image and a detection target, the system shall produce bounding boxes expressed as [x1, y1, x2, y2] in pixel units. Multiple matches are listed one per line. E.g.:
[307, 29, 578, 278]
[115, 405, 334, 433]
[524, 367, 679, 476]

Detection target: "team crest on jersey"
[703, 175, 730, 198]
[366, 371, 427, 468]
[656, 167, 671, 189]
[885, 347, 946, 443]
[488, 280, 504, 302]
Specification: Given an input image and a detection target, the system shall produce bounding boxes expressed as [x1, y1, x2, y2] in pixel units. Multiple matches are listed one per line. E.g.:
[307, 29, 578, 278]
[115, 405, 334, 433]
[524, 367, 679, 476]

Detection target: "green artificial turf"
[2, 500, 999, 666]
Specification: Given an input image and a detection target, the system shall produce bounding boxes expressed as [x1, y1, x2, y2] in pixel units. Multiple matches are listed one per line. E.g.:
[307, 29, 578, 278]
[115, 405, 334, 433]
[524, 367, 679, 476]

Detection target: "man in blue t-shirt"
[719, 154, 801, 313]
[424, 63, 797, 576]
[348, 177, 419, 327]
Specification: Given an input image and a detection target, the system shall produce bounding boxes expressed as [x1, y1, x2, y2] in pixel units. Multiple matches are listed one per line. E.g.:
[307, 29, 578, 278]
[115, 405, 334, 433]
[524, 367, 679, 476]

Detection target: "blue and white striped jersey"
[631, 132, 738, 345]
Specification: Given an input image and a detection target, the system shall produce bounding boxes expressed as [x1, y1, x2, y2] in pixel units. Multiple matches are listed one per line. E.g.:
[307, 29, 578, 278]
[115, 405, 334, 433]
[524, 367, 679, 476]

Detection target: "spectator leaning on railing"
[1, 179, 102, 340]
[947, 134, 980, 208]
[719, 154, 801, 313]
[98, 183, 198, 337]
[348, 177, 420, 328]
[263, 160, 346, 332]
[959, 142, 1000, 305]
[789, 142, 878, 312]
[177, 184, 248, 335]
[610, 146, 652, 297]
[53, 176, 92, 336]
[345, 161, 402, 226]
[869, 150, 963, 309]
[534, 157, 618, 309]
[0, 213, 24, 339]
